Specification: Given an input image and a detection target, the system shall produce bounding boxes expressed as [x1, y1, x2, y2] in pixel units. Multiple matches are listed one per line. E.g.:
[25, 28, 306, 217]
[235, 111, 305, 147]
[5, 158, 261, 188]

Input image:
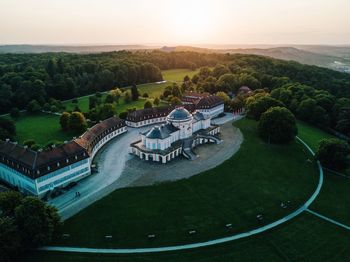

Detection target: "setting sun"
[165, 0, 215, 42]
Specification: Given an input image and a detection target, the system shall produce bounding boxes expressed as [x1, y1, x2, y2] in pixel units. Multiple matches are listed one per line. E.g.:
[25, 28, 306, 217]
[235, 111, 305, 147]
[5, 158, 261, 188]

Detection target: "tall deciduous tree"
[131, 84, 139, 101]
[315, 138, 350, 171]
[68, 112, 87, 132]
[60, 112, 71, 131]
[258, 106, 298, 144]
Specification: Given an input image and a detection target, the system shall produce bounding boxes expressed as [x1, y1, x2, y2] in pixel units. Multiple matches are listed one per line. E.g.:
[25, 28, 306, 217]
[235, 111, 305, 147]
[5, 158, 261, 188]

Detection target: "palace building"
[0, 117, 126, 197]
[130, 107, 221, 163]
[125, 93, 224, 128]
[0, 93, 224, 196]
[181, 92, 225, 118]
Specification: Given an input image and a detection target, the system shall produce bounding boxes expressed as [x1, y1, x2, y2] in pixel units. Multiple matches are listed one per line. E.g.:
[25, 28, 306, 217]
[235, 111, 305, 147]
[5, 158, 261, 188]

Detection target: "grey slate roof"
[143, 123, 179, 139]
[193, 111, 207, 121]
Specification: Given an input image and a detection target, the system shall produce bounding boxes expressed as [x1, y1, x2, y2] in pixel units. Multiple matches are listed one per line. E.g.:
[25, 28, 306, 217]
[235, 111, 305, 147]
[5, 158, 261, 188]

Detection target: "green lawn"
[311, 171, 350, 225]
[296, 120, 334, 151]
[13, 113, 74, 145]
[51, 118, 318, 248]
[138, 82, 169, 99]
[21, 213, 350, 262]
[62, 68, 196, 112]
[162, 68, 200, 82]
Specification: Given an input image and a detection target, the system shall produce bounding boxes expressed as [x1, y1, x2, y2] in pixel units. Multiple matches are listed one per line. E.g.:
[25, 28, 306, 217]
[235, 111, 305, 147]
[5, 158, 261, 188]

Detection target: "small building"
[130, 107, 220, 163]
[238, 86, 252, 95]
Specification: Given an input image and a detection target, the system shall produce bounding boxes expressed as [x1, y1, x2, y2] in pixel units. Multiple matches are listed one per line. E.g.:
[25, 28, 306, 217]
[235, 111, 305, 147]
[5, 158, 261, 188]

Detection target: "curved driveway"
[41, 136, 324, 254]
[49, 114, 237, 219]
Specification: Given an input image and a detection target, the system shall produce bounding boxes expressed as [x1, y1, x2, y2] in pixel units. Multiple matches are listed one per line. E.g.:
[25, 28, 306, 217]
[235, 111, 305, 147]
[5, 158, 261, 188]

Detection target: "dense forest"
[1, 50, 350, 120]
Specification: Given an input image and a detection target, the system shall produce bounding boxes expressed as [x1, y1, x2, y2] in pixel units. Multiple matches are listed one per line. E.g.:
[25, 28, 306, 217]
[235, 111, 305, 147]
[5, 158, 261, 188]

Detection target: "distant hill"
[0, 44, 159, 54]
[1, 44, 349, 73]
[169, 45, 350, 73]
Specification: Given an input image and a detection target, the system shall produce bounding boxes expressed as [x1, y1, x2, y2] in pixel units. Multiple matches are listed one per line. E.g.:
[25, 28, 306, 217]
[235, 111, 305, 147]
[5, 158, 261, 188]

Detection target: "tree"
[154, 97, 160, 106]
[89, 96, 100, 110]
[297, 98, 317, 121]
[0, 216, 21, 261]
[144, 101, 153, 109]
[60, 112, 71, 131]
[124, 91, 131, 104]
[258, 107, 298, 144]
[0, 191, 22, 216]
[183, 75, 190, 82]
[110, 88, 122, 104]
[170, 97, 182, 106]
[0, 84, 13, 112]
[247, 96, 284, 120]
[315, 138, 350, 171]
[238, 73, 261, 90]
[10, 107, 20, 119]
[98, 103, 116, 120]
[142, 92, 149, 98]
[104, 94, 115, 104]
[212, 64, 230, 78]
[68, 112, 87, 132]
[27, 100, 41, 114]
[215, 74, 238, 93]
[42, 103, 51, 112]
[23, 139, 36, 149]
[0, 118, 16, 140]
[216, 91, 230, 107]
[119, 111, 128, 119]
[15, 197, 61, 248]
[198, 67, 212, 79]
[131, 84, 139, 101]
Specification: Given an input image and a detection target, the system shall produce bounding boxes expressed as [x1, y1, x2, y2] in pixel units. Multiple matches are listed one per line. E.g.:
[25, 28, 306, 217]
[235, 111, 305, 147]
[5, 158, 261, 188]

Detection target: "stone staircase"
[197, 134, 222, 144]
[182, 138, 197, 160]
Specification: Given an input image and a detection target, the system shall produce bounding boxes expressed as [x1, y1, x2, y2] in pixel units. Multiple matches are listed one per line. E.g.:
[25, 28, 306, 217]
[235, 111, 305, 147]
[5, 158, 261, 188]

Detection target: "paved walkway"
[306, 209, 350, 231]
[50, 113, 240, 219]
[41, 135, 325, 254]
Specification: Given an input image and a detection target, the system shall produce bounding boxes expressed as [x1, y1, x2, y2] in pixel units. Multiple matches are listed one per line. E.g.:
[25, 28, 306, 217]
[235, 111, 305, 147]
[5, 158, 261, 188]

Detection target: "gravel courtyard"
[116, 120, 243, 187]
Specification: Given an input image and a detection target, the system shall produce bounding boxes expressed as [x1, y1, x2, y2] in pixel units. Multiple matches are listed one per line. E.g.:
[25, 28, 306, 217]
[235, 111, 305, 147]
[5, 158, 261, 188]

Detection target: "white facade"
[90, 126, 127, 160]
[0, 158, 91, 197]
[0, 117, 127, 197]
[125, 117, 167, 128]
[130, 107, 220, 164]
[197, 104, 224, 118]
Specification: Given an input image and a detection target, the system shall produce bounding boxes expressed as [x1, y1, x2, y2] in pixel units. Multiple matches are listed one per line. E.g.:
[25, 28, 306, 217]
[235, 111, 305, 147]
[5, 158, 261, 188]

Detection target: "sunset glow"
[0, 0, 350, 45]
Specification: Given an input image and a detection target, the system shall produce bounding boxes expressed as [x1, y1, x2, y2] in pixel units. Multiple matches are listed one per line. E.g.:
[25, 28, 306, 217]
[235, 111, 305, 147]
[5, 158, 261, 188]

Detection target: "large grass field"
[21, 208, 350, 262]
[50, 118, 318, 248]
[18, 118, 350, 261]
[162, 68, 200, 82]
[62, 68, 197, 112]
[13, 113, 75, 145]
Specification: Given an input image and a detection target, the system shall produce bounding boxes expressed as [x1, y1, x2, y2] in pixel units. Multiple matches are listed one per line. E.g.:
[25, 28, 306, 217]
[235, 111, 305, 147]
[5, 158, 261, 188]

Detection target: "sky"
[1, 0, 350, 45]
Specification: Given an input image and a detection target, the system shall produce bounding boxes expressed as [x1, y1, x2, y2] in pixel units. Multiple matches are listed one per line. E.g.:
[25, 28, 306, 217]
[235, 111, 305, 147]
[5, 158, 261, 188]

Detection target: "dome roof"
[167, 107, 192, 121]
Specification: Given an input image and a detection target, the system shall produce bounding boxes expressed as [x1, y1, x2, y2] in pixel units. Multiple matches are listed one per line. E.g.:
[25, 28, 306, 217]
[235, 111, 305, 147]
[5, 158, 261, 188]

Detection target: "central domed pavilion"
[130, 106, 221, 163]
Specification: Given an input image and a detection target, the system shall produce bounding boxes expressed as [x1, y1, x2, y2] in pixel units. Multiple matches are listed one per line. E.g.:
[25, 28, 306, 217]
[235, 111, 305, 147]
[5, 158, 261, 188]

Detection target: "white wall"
[90, 126, 127, 160]
[0, 163, 38, 195]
